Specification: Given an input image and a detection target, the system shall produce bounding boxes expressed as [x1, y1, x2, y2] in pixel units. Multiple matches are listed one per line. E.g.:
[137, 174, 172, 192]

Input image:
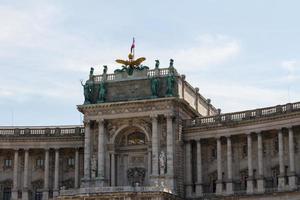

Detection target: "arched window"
[127, 132, 145, 145]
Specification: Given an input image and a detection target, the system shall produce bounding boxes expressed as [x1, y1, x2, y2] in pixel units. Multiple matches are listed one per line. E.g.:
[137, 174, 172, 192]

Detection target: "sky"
[0, 0, 300, 126]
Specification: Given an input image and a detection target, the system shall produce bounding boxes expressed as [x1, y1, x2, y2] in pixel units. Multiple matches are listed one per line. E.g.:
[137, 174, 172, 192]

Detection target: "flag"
[130, 37, 135, 54]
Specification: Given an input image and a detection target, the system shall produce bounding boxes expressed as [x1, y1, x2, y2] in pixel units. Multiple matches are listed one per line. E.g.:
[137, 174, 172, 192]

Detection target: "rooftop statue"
[115, 38, 148, 75]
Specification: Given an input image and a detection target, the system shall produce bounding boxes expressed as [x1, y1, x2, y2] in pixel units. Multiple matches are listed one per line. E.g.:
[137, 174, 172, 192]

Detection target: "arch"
[111, 124, 150, 144]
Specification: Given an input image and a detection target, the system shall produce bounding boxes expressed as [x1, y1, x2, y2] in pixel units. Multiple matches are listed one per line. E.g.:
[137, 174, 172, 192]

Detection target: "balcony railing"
[0, 126, 84, 137]
[93, 68, 178, 83]
[184, 102, 300, 128]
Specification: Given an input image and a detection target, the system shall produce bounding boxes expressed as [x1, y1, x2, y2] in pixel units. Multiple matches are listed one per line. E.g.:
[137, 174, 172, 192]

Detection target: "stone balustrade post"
[278, 129, 285, 190]
[216, 137, 223, 195]
[196, 140, 203, 197]
[246, 133, 254, 194]
[12, 149, 19, 200]
[257, 132, 265, 193]
[42, 148, 49, 200]
[288, 127, 297, 190]
[226, 136, 233, 195]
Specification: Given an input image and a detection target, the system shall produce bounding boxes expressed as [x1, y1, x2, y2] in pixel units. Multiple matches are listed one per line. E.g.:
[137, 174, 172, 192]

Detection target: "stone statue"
[155, 60, 160, 69]
[169, 59, 174, 68]
[89, 67, 94, 80]
[97, 82, 106, 103]
[166, 74, 175, 96]
[159, 151, 166, 175]
[81, 80, 92, 104]
[103, 65, 107, 74]
[151, 77, 159, 97]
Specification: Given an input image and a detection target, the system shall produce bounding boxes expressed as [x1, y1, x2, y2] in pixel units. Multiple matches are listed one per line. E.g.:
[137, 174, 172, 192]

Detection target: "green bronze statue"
[81, 80, 93, 104]
[97, 82, 106, 103]
[89, 67, 94, 80]
[166, 74, 175, 97]
[151, 77, 159, 97]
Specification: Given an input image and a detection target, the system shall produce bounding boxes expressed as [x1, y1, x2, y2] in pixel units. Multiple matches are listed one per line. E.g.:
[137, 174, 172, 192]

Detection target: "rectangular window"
[36, 158, 44, 168]
[68, 157, 75, 167]
[4, 159, 12, 168]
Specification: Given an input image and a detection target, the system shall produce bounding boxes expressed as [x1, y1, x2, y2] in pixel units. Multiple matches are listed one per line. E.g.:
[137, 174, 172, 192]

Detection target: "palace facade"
[1, 59, 300, 200]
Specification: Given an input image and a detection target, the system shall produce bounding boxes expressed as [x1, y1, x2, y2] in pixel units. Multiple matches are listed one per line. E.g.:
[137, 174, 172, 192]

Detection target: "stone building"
[1, 57, 300, 200]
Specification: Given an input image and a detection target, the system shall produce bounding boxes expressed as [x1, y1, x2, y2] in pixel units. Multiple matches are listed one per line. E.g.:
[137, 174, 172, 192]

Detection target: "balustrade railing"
[0, 126, 84, 137]
[184, 102, 300, 128]
[92, 68, 178, 83]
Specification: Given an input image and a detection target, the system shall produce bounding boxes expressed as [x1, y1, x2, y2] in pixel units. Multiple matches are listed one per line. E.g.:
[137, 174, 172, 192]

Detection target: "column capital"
[13, 148, 19, 151]
[23, 148, 30, 151]
[215, 136, 221, 140]
[54, 148, 60, 152]
[97, 118, 105, 123]
[245, 132, 252, 136]
[150, 114, 158, 119]
[225, 135, 232, 139]
[44, 148, 50, 152]
[165, 113, 174, 119]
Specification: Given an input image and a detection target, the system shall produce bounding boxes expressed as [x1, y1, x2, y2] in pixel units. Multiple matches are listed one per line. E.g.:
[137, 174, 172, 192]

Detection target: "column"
[83, 121, 91, 181]
[278, 129, 285, 190]
[216, 137, 223, 195]
[42, 149, 49, 200]
[151, 115, 159, 177]
[246, 133, 253, 194]
[22, 149, 29, 200]
[12, 149, 19, 200]
[288, 127, 297, 190]
[196, 140, 203, 196]
[257, 132, 265, 193]
[185, 141, 192, 197]
[226, 136, 233, 195]
[53, 148, 59, 197]
[110, 153, 115, 186]
[98, 119, 105, 181]
[166, 114, 174, 177]
[74, 148, 79, 188]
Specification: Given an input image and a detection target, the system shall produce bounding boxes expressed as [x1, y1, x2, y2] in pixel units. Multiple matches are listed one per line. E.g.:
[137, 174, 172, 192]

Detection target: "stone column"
[53, 148, 59, 197]
[75, 148, 79, 188]
[151, 115, 159, 177]
[42, 148, 49, 200]
[185, 141, 192, 197]
[111, 153, 116, 186]
[12, 149, 19, 200]
[83, 121, 91, 181]
[166, 114, 174, 189]
[98, 119, 105, 181]
[278, 129, 285, 190]
[216, 137, 223, 195]
[288, 127, 297, 190]
[196, 140, 203, 196]
[22, 149, 29, 200]
[226, 136, 233, 195]
[257, 132, 265, 193]
[246, 133, 253, 194]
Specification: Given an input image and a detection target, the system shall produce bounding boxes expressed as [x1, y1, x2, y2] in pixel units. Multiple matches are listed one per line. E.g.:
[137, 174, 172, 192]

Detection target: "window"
[67, 157, 75, 167]
[127, 132, 145, 145]
[4, 159, 12, 168]
[36, 158, 44, 168]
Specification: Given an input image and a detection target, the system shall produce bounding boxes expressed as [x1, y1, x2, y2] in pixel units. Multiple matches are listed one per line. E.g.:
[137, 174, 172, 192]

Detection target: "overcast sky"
[0, 0, 300, 126]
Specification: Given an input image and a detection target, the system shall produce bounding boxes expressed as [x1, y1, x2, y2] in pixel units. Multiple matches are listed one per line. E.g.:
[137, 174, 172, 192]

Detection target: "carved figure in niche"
[97, 82, 106, 103]
[159, 151, 166, 175]
[151, 77, 159, 98]
[166, 74, 175, 96]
